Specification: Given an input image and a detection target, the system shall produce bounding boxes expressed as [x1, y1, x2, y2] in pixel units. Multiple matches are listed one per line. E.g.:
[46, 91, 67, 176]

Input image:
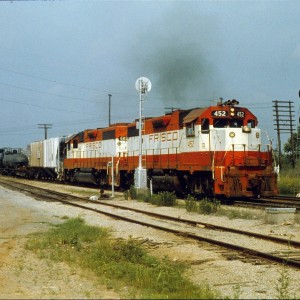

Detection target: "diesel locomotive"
[2, 100, 278, 198]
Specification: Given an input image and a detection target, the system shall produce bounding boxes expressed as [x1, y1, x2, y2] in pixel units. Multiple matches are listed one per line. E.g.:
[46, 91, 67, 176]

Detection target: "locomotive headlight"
[242, 126, 251, 133]
[229, 132, 235, 138]
[230, 108, 235, 116]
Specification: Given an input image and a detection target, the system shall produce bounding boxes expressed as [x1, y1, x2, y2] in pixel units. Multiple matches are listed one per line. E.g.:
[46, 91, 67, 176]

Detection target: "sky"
[0, 0, 300, 150]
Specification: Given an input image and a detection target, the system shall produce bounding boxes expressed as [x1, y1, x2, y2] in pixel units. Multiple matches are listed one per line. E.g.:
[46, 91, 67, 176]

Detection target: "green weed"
[123, 190, 129, 200]
[198, 198, 220, 215]
[185, 194, 198, 212]
[150, 191, 177, 207]
[25, 217, 220, 299]
[275, 266, 290, 299]
[129, 185, 137, 199]
[216, 207, 261, 220]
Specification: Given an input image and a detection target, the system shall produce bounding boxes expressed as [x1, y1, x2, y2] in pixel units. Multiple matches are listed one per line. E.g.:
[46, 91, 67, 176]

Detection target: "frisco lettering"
[148, 131, 178, 142]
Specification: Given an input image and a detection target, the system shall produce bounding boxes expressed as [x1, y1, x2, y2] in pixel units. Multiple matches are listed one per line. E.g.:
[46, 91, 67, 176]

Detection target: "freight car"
[0, 148, 29, 176]
[62, 100, 278, 198]
[27, 137, 66, 180]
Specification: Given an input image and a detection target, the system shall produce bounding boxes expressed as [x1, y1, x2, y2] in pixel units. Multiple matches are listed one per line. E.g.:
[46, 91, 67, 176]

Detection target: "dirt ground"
[0, 187, 120, 299]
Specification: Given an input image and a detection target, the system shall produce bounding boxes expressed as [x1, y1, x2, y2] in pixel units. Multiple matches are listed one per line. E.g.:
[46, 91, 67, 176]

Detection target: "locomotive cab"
[199, 101, 277, 198]
[177, 100, 277, 198]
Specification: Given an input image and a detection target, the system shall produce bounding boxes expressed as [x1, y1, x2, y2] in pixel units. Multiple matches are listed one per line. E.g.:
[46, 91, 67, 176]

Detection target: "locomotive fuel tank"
[151, 174, 183, 193]
[73, 169, 98, 185]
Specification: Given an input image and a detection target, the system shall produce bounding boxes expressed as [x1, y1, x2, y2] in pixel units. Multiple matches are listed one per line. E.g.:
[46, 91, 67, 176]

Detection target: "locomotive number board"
[211, 110, 245, 118]
[235, 111, 245, 118]
[211, 110, 228, 117]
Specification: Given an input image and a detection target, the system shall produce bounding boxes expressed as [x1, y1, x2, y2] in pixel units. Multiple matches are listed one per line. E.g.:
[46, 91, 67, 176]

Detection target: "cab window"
[201, 118, 209, 133]
[73, 140, 78, 149]
[229, 119, 243, 128]
[186, 122, 195, 137]
[247, 119, 255, 128]
[213, 118, 228, 128]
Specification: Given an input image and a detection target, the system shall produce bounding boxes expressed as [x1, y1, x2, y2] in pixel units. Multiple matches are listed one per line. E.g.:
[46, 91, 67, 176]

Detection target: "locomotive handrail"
[228, 143, 272, 152]
[178, 132, 185, 149]
[215, 142, 273, 166]
[125, 147, 179, 169]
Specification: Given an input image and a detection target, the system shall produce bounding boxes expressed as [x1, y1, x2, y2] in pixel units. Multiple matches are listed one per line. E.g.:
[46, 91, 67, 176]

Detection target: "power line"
[0, 98, 99, 116]
[0, 82, 100, 103]
[0, 66, 104, 93]
[0, 66, 138, 99]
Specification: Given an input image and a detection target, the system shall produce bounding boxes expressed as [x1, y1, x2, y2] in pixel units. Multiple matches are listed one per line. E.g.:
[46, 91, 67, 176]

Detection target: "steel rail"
[95, 200, 300, 248]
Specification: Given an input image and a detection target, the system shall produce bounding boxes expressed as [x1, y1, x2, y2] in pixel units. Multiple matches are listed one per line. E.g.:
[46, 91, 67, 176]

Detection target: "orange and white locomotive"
[63, 100, 278, 198]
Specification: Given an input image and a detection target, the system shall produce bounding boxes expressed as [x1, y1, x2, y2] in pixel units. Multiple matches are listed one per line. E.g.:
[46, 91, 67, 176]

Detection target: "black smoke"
[128, 3, 222, 106]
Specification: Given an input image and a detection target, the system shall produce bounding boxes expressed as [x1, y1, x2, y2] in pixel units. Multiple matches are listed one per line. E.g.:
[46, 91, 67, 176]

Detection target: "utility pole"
[273, 100, 295, 168]
[108, 94, 112, 126]
[38, 124, 52, 140]
[273, 101, 281, 168]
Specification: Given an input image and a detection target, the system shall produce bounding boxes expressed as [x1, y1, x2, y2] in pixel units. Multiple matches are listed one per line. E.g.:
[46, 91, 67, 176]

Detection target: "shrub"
[198, 198, 220, 215]
[137, 192, 152, 203]
[185, 194, 198, 212]
[123, 190, 129, 200]
[150, 191, 177, 207]
[129, 185, 137, 199]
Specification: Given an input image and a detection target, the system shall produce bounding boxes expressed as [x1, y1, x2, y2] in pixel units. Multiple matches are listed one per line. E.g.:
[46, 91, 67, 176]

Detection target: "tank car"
[63, 100, 278, 198]
[0, 148, 29, 176]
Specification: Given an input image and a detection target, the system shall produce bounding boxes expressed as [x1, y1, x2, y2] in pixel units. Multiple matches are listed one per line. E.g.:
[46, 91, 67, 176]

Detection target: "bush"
[198, 198, 220, 215]
[185, 194, 198, 212]
[129, 185, 137, 199]
[137, 192, 152, 203]
[278, 175, 300, 195]
[123, 190, 129, 200]
[150, 191, 177, 207]
[278, 160, 300, 195]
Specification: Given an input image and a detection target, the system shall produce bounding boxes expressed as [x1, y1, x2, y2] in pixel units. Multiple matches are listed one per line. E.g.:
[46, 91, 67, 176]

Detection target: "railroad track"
[234, 195, 300, 210]
[3, 175, 299, 208]
[1, 178, 300, 269]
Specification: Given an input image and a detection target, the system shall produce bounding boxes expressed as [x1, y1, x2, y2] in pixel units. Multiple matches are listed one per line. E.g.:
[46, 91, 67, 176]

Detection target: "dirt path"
[0, 187, 120, 299]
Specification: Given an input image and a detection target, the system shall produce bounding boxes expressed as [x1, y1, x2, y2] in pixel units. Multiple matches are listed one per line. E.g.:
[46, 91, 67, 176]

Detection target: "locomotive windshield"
[213, 118, 243, 128]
